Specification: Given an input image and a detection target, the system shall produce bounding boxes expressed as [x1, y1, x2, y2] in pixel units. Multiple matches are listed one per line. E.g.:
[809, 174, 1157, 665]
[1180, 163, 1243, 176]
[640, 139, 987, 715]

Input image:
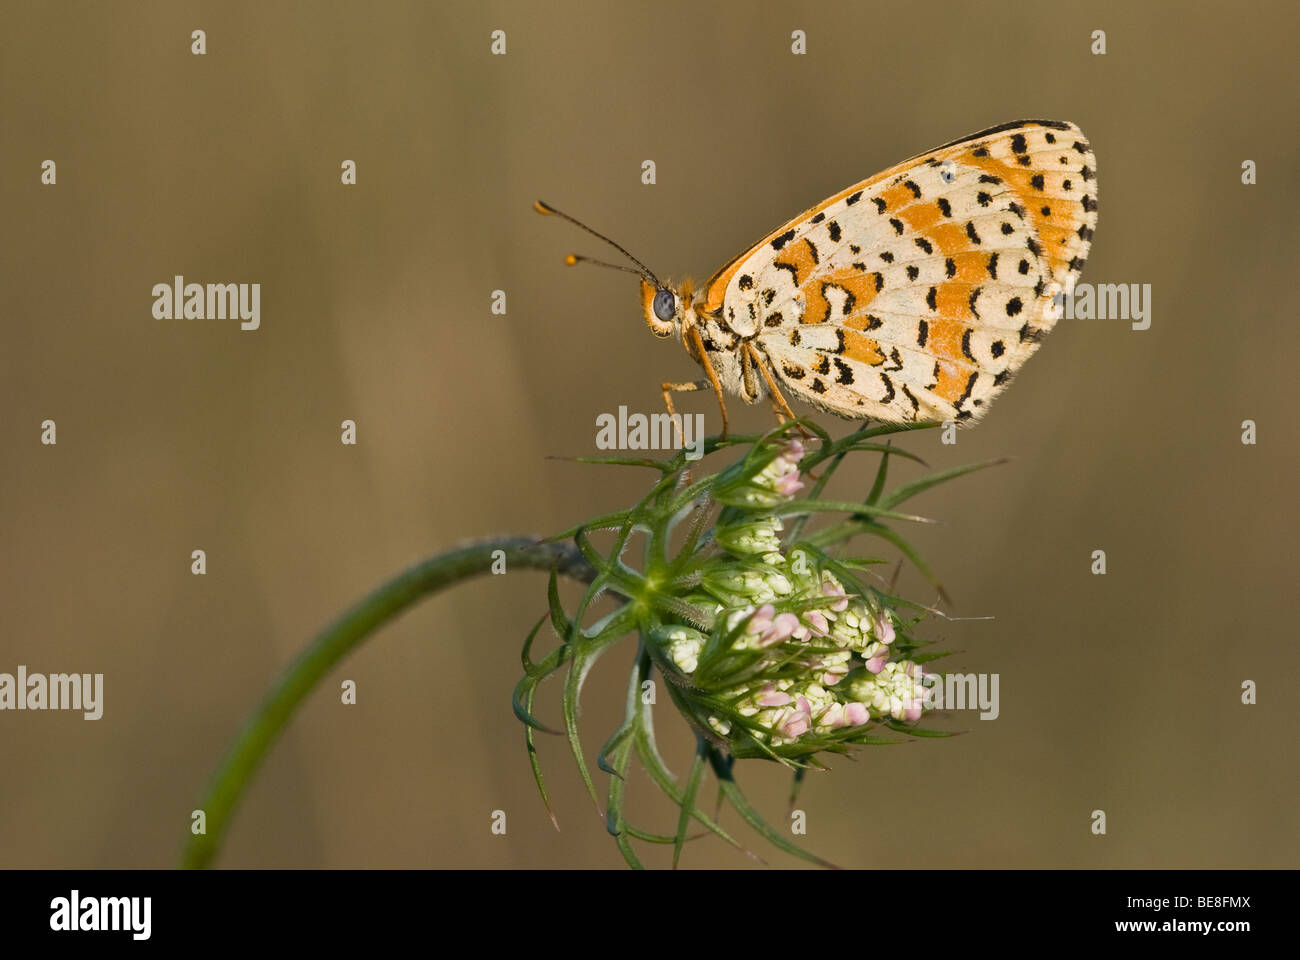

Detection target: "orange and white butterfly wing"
[704, 120, 1097, 422]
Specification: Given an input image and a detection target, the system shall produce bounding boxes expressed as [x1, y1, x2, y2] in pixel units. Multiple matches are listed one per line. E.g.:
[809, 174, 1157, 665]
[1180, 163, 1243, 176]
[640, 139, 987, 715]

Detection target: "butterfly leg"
[746, 343, 813, 439]
[662, 379, 729, 444]
[684, 324, 731, 440]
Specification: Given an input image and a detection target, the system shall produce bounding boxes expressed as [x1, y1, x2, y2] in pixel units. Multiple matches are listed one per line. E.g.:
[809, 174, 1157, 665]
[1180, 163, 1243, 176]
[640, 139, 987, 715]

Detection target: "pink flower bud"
[759, 612, 800, 647]
[755, 688, 794, 708]
[822, 580, 850, 612]
[774, 472, 804, 496]
[745, 604, 776, 636]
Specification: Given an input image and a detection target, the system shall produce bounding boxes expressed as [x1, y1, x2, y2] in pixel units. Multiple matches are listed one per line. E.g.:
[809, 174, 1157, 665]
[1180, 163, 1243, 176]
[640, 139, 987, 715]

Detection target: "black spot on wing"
[772, 230, 796, 251]
[1019, 322, 1045, 343]
[879, 373, 895, 403]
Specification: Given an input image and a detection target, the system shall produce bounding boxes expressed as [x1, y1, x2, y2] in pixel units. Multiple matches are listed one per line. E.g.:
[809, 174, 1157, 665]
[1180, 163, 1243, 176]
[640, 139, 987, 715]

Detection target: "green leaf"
[512, 639, 566, 734]
[523, 683, 559, 831]
[865, 443, 893, 506]
[709, 747, 837, 869]
[772, 498, 936, 525]
[673, 743, 709, 868]
[885, 719, 958, 738]
[877, 458, 1008, 510]
[545, 569, 572, 643]
[632, 711, 747, 854]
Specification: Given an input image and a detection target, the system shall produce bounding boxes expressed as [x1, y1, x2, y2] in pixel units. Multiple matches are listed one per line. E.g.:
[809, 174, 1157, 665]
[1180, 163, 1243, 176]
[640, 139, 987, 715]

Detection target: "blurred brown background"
[1, 1, 1296, 868]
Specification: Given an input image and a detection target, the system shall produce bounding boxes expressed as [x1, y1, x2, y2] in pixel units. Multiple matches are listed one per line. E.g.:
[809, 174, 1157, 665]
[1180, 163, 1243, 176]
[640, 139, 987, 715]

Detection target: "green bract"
[516, 420, 1002, 868]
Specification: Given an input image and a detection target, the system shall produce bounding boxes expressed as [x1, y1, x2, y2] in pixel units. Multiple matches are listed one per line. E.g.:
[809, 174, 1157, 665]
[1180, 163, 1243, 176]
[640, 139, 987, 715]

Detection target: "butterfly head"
[536, 198, 688, 339]
[640, 279, 681, 339]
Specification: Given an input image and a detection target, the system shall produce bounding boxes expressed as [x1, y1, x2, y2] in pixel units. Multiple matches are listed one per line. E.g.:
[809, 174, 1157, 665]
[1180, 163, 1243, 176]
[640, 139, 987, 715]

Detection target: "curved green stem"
[181, 535, 595, 869]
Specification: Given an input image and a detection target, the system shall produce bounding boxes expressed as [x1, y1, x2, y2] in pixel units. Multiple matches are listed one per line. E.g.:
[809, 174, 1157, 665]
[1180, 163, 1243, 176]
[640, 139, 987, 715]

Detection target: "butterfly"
[536, 119, 1096, 435]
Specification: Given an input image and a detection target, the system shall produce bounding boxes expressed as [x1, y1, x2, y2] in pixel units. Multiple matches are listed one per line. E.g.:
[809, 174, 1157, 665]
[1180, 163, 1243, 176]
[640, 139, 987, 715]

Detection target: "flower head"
[517, 421, 970, 867]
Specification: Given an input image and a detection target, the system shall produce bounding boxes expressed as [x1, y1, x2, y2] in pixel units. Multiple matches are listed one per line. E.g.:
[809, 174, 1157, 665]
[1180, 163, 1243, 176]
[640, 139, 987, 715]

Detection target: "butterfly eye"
[652, 288, 676, 322]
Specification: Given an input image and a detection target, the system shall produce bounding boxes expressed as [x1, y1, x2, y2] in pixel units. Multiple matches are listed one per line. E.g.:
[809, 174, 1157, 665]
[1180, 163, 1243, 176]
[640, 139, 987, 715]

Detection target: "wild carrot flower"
[515, 420, 996, 867]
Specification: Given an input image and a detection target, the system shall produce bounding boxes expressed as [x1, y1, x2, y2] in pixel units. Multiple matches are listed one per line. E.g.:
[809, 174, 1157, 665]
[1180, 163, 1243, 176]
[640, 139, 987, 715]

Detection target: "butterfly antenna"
[562, 253, 646, 277]
[534, 200, 661, 286]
